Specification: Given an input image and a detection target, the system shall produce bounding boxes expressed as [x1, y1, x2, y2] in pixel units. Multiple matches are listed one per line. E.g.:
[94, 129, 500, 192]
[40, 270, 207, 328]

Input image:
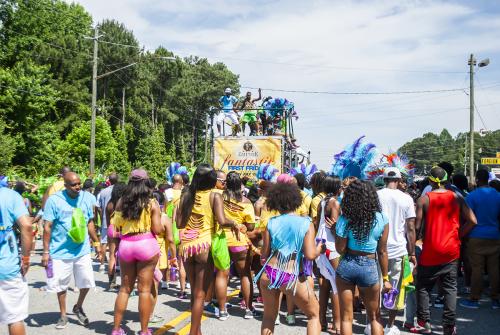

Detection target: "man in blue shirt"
[216, 87, 239, 136]
[42, 172, 100, 329]
[0, 184, 32, 335]
[460, 169, 500, 309]
[96, 172, 118, 273]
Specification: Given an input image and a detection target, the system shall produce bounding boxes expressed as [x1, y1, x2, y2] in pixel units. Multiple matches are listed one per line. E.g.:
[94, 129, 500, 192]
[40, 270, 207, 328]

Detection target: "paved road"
[21, 243, 498, 335]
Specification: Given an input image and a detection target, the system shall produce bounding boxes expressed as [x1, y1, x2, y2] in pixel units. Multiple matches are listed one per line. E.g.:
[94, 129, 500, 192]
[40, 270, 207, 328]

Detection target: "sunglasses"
[217, 178, 226, 184]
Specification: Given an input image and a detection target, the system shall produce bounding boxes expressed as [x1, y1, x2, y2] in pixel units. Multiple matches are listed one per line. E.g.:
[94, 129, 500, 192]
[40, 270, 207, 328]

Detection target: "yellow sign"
[481, 157, 500, 165]
[213, 137, 282, 178]
[496, 152, 500, 158]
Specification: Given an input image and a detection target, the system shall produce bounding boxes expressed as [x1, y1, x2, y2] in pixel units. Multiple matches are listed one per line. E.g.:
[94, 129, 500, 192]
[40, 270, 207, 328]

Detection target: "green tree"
[135, 126, 170, 180]
[60, 117, 129, 175]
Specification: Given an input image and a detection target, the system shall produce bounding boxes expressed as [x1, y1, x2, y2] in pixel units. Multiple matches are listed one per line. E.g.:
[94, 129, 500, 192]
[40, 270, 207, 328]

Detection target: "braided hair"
[340, 179, 381, 244]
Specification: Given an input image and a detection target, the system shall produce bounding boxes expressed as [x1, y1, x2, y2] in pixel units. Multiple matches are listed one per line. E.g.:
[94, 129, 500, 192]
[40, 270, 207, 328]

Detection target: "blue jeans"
[336, 254, 379, 287]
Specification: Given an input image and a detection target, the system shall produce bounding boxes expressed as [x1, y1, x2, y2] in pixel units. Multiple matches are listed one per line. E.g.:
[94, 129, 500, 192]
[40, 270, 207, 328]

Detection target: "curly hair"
[340, 180, 381, 244]
[223, 171, 243, 203]
[266, 183, 302, 213]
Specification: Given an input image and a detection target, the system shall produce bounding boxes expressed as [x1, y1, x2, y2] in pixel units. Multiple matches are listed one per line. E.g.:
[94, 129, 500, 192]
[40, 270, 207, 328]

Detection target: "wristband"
[93, 241, 101, 247]
[22, 256, 30, 263]
[382, 275, 389, 282]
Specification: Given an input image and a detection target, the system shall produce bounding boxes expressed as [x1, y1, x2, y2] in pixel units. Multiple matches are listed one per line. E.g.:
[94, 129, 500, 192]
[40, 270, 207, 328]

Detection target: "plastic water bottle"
[46, 258, 54, 279]
[383, 280, 399, 309]
[169, 267, 178, 282]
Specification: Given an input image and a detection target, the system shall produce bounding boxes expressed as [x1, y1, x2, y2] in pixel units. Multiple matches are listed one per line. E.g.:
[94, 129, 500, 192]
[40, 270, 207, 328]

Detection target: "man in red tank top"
[414, 167, 477, 335]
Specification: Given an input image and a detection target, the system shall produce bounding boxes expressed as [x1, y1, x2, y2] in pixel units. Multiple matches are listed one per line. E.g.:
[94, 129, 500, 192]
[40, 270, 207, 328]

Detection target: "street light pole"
[468, 54, 475, 181]
[90, 26, 99, 175]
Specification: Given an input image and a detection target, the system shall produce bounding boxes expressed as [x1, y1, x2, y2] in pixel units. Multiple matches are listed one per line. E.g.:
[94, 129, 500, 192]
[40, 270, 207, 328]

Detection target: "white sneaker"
[275, 314, 281, 325]
[160, 281, 168, 289]
[384, 325, 401, 335]
[364, 324, 371, 335]
[98, 264, 105, 273]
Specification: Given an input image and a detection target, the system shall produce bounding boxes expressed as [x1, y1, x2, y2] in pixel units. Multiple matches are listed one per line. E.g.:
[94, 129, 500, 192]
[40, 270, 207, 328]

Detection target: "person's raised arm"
[458, 195, 477, 238]
[303, 222, 325, 260]
[150, 200, 164, 236]
[252, 88, 262, 103]
[377, 224, 391, 293]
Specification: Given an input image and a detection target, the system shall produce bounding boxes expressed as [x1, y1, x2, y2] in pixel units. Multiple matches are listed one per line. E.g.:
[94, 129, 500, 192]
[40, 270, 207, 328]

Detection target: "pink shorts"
[229, 245, 248, 253]
[118, 232, 160, 262]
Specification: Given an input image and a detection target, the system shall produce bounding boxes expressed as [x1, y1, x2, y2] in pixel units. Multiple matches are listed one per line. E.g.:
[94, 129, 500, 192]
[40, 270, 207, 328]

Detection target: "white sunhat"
[224, 87, 232, 93]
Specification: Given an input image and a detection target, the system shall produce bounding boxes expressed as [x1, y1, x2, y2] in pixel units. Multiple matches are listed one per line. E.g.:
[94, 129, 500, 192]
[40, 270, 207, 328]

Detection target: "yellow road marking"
[156, 289, 241, 335]
[175, 315, 207, 335]
[154, 311, 191, 335]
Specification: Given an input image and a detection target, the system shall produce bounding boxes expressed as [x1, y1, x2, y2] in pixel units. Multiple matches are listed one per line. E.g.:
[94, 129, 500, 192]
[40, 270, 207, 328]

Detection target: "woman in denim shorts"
[333, 180, 391, 335]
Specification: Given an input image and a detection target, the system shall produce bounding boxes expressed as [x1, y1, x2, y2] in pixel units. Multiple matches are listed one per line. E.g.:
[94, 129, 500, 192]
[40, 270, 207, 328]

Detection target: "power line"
[241, 85, 467, 95]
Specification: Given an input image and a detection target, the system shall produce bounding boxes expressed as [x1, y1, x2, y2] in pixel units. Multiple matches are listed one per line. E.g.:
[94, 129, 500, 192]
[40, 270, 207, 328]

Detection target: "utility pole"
[121, 87, 126, 131]
[90, 26, 100, 175]
[468, 54, 476, 181]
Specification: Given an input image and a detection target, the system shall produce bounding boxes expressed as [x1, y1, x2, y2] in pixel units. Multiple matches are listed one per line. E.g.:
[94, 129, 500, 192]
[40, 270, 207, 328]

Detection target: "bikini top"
[111, 199, 155, 235]
[184, 190, 214, 234]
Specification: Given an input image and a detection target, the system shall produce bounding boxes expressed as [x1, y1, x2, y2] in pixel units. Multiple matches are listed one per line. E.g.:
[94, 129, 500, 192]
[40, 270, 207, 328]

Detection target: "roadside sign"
[481, 157, 500, 165]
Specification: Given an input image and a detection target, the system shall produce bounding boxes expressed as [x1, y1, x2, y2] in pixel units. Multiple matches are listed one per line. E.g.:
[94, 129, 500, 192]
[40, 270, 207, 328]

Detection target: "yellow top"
[295, 190, 312, 217]
[223, 198, 255, 247]
[310, 192, 326, 221]
[111, 199, 155, 235]
[179, 190, 214, 257]
[259, 196, 280, 229]
[47, 179, 65, 196]
[212, 188, 224, 194]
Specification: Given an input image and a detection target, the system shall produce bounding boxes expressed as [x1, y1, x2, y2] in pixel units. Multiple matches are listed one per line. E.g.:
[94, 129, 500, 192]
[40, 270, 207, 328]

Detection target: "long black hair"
[310, 171, 326, 196]
[323, 175, 342, 205]
[223, 171, 243, 203]
[109, 182, 127, 207]
[178, 164, 217, 227]
[121, 179, 154, 220]
[340, 179, 381, 243]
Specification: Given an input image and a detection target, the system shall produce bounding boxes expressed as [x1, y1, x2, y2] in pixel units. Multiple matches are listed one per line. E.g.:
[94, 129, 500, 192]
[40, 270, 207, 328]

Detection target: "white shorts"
[216, 111, 239, 126]
[46, 254, 96, 293]
[0, 274, 28, 325]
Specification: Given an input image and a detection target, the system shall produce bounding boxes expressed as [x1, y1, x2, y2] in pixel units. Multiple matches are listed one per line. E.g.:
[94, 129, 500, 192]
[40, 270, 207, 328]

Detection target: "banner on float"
[213, 136, 282, 178]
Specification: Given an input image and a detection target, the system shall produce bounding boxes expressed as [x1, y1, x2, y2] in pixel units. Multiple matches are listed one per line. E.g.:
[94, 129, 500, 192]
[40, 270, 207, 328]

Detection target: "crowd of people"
[1, 159, 500, 335]
[216, 87, 296, 137]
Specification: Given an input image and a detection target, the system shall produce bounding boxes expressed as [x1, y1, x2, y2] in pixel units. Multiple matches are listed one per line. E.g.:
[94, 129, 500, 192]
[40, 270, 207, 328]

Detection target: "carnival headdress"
[331, 136, 377, 180]
[165, 162, 188, 183]
[256, 163, 279, 182]
[367, 151, 414, 182]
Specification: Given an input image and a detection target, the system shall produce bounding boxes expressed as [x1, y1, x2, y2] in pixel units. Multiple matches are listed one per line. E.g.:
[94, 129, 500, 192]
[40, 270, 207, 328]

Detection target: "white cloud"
[71, 0, 500, 169]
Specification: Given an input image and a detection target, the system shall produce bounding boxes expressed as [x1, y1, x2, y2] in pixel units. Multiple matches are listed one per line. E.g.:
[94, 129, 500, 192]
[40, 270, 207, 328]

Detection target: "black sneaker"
[55, 316, 68, 329]
[443, 324, 457, 335]
[72, 305, 89, 326]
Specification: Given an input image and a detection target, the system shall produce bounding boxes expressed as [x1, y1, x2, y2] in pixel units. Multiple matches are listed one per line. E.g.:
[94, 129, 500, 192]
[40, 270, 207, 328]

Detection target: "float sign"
[213, 136, 282, 178]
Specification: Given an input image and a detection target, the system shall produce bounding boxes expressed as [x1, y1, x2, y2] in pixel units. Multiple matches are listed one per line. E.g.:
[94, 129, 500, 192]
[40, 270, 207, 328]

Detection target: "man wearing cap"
[377, 167, 416, 335]
[42, 172, 100, 330]
[217, 88, 239, 136]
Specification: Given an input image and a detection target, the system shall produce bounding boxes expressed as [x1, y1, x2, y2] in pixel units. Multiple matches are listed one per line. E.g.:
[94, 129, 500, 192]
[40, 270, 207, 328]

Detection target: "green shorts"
[241, 112, 257, 123]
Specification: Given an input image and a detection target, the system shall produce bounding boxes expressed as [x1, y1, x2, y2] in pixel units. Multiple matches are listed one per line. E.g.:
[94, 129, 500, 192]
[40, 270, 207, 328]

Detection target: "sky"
[71, 0, 500, 169]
